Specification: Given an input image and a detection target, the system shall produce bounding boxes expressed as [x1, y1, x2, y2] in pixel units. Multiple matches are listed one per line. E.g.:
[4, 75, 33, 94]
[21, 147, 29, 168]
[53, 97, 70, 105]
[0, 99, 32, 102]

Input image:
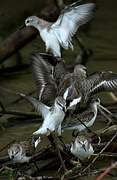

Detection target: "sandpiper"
[65, 65, 117, 105]
[31, 53, 84, 108]
[8, 137, 40, 163]
[19, 93, 66, 136]
[62, 98, 101, 132]
[70, 135, 94, 161]
[25, 2, 95, 57]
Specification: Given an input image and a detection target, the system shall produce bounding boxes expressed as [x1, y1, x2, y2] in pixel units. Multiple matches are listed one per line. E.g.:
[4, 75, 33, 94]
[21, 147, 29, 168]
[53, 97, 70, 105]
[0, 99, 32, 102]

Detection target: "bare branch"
[96, 161, 117, 180]
[0, 109, 40, 119]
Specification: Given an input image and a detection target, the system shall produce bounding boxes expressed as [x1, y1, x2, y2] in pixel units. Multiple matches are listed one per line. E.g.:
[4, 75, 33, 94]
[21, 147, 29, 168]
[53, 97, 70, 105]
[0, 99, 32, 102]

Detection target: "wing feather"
[19, 93, 50, 119]
[62, 110, 94, 130]
[83, 72, 117, 99]
[31, 53, 57, 105]
[51, 2, 95, 49]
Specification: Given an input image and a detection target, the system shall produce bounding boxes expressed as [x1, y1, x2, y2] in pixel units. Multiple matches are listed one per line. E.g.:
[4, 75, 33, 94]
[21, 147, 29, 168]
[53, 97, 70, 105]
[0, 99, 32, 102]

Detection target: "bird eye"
[15, 150, 19, 155]
[26, 20, 30, 23]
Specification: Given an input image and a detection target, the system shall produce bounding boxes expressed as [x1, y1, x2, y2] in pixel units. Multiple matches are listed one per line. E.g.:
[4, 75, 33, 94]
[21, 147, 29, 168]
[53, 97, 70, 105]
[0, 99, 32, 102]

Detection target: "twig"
[18, 174, 60, 180]
[98, 107, 113, 125]
[0, 100, 6, 111]
[96, 161, 117, 180]
[0, 140, 16, 153]
[48, 133, 68, 173]
[61, 163, 81, 180]
[62, 168, 106, 180]
[0, 85, 35, 105]
[0, 109, 40, 118]
[92, 153, 117, 158]
[81, 131, 117, 173]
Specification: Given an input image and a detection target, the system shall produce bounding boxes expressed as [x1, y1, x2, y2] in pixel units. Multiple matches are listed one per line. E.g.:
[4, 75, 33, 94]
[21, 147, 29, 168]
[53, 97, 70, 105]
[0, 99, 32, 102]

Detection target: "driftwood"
[0, 27, 38, 64]
[0, 109, 40, 119]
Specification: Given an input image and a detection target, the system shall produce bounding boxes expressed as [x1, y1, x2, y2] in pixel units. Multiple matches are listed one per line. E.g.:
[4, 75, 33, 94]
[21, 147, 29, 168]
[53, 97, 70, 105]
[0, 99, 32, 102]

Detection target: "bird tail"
[33, 128, 47, 135]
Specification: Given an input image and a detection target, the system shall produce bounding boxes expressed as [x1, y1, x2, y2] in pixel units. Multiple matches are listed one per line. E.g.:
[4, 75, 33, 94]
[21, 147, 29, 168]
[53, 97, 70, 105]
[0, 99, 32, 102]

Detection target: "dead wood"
[0, 109, 40, 118]
[0, 27, 38, 64]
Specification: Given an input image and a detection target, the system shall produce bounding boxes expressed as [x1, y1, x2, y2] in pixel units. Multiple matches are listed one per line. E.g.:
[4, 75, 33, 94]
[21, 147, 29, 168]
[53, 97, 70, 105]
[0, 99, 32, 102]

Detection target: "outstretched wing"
[62, 110, 94, 130]
[31, 53, 57, 105]
[83, 71, 117, 99]
[51, 2, 95, 49]
[19, 93, 50, 119]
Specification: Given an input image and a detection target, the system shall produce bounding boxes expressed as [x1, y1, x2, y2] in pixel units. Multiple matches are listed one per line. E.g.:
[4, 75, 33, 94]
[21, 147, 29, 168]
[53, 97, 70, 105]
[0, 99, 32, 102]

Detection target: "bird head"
[74, 64, 87, 78]
[25, 16, 39, 27]
[55, 96, 66, 112]
[8, 144, 23, 161]
[76, 136, 89, 151]
[90, 98, 100, 106]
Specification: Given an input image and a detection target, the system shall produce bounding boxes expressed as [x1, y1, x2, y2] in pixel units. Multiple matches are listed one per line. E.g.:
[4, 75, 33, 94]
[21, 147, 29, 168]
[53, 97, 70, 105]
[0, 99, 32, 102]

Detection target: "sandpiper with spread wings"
[25, 1, 95, 57]
[65, 65, 117, 105]
[31, 53, 83, 108]
[19, 93, 66, 136]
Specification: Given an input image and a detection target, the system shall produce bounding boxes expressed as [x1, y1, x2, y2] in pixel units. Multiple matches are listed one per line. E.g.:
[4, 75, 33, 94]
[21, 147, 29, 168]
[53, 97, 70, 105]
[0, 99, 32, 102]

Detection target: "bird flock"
[8, 0, 117, 164]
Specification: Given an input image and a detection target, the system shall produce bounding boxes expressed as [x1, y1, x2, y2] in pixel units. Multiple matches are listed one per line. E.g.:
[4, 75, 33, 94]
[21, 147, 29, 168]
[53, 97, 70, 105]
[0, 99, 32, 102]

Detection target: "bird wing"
[58, 73, 73, 96]
[63, 110, 94, 129]
[19, 93, 50, 119]
[32, 53, 57, 105]
[51, 2, 95, 49]
[83, 71, 117, 99]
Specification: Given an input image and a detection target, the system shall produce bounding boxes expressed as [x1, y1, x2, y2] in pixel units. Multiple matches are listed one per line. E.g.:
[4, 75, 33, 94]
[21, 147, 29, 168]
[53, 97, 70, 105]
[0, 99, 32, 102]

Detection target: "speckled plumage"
[62, 98, 100, 131]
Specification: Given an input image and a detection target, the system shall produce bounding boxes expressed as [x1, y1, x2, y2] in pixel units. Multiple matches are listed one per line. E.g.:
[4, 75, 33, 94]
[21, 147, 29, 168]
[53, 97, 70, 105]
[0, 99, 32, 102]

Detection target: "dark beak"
[18, 24, 25, 30]
[82, 144, 86, 152]
[66, 100, 71, 108]
[11, 155, 14, 159]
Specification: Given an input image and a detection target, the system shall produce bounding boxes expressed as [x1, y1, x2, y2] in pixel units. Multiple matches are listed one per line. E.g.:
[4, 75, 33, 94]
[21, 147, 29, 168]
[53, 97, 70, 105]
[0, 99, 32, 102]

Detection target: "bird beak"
[18, 24, 26, 30]
[11, 155, 14, 159]
[82, 144, 87, 152]
[66, 100, 71, 108]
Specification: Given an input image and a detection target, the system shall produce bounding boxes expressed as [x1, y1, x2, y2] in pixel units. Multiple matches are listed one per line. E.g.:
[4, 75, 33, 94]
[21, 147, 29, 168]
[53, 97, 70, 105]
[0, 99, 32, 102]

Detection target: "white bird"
[70, 135, 94, 161]
[19, 93, 66, 136]
[25, 1, 95, 57]
[8, 137, 40, 163]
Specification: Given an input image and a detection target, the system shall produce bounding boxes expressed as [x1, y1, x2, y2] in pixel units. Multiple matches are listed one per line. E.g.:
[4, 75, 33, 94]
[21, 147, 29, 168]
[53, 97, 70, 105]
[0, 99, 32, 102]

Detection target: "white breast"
[40, 29, 61, 57]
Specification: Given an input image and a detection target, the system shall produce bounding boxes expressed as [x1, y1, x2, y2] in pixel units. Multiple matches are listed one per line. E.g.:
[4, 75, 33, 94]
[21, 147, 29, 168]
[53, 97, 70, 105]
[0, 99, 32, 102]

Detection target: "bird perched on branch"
[8, 137, 40, 163]
[70, 135, 94, 161]
[25, 1, 96, 57]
